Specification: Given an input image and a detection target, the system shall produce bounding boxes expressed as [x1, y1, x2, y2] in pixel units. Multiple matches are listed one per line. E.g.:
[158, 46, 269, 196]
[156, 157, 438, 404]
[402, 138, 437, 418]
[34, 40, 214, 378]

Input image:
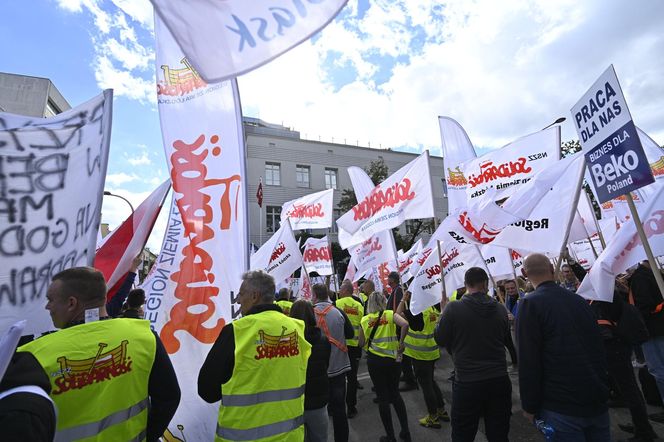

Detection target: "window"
[265, 162, 280, 186]
[330, 209, 341, 233]
[296, 165, 310, 188]
[266, 206, 282, 233]
[324, 168, 338, 189]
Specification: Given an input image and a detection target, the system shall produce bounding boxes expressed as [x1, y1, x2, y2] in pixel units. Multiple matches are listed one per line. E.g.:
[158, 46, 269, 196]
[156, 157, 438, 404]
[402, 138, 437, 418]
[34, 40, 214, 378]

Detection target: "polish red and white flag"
[94, 180, 170, 301]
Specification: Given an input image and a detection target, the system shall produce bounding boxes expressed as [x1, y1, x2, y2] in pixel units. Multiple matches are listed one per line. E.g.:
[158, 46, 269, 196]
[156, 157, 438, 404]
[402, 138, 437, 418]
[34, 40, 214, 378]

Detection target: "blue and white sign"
[571, 65, 654, 204]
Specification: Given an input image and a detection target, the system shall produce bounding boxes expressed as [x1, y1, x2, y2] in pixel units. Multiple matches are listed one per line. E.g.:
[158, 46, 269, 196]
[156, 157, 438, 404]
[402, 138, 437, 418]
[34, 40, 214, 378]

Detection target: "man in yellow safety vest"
[19, 267, 181, 442]
[199, 270, 312, 441]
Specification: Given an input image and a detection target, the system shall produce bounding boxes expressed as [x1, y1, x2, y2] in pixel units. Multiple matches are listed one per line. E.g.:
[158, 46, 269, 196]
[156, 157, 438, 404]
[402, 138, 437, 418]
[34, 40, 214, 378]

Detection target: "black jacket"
[629, 264, 664, 337]
[303, 327, 331, 410]
[0, 352, 55, 442]
[435, 292, 509, 382]
[517, 281, 608, 417]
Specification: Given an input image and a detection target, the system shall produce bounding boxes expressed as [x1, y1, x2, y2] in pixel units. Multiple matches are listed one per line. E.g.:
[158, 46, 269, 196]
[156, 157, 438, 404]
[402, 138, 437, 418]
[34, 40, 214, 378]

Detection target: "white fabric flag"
[281, 188, 334, 230]
[408, 244, 436, 284]
[337, 152, 435, 248]
[0, 91, 112, 337]
[454, 127, 560, 208]
[569, 236, 604, 270]
[251, 220, 303, 282]
[143, 16, 249, 441]
[434, 153, 585, 248]
[297, 266, 312, 300]
[342, 165, 398, 272]
[302, 236, 333, 276]
[439, 117, 477, 213]
[578, 184, 664, 301]
[397, 239, 423, 280]
[410, 242, 490, 315]
[343, 258, 357, 284]
[150, 0, 348, 82]
[481, 244, 516, 281]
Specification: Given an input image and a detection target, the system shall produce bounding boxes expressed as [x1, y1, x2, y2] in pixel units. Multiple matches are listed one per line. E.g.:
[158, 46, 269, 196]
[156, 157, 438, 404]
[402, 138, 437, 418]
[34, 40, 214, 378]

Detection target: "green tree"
[561, 139, 581, 158]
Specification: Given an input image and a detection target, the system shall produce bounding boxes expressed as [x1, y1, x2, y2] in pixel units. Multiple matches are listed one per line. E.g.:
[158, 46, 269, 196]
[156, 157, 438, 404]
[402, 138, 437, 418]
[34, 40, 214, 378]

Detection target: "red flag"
[94, 180, 171, 301]
[256, 177, 263, 208]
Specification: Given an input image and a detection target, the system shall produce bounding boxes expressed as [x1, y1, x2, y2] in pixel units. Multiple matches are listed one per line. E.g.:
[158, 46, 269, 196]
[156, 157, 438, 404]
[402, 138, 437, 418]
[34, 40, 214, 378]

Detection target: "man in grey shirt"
[435, 267, 511, 442]
[313, 283, 354, 442]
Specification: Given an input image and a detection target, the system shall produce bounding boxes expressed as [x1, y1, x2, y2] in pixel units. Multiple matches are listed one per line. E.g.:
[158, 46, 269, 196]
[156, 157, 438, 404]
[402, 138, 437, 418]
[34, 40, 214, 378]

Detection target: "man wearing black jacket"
[435, 267, 511, 441]
[517, 254, 609, 440]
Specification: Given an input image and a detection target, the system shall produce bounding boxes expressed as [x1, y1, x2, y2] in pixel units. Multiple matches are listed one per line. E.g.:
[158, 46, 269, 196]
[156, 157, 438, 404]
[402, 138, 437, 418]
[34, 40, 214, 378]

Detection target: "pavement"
[328, 353, 664, 441]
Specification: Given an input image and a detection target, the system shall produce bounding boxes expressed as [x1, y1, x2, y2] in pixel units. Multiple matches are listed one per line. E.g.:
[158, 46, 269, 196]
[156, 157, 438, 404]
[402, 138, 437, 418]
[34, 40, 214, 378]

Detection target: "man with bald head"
[517, 254, 609, 440]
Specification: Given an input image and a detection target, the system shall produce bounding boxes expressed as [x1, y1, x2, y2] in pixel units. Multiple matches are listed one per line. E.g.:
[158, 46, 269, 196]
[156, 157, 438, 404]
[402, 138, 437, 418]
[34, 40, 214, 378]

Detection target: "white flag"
[281, 188, 334, 230]
[480, 244, 516, 281]
[337, 152, 435, 247]
[398, 239, 423, 280]
[150, 0, 348, 82]
[439, 117, 477, 213]
[0, 91, 112, 337]
[451, 127, 560, 210]
[302, 236, 333, 276]
[144, 17, 249, 441]
[297, 266, 312, 300]
[251, 220, 303, 283]
[578, 184, 664, 302]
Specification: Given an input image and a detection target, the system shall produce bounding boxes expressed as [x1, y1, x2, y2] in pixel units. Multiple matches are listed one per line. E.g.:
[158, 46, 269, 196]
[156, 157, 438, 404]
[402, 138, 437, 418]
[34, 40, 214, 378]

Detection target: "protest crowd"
[3, 2, 664, 442]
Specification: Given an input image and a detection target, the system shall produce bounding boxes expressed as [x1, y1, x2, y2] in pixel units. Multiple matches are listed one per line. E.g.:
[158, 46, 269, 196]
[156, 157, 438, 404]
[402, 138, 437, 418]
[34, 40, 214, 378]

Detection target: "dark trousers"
[451, 375, 511, 442]
[328, 373, 349, 442]
[606, 339, 655, 439]
[400, 354, 417, 384]
[346, 346, 361, 408]
[368, 355, 410, 438]
[412, 358, 445, 414]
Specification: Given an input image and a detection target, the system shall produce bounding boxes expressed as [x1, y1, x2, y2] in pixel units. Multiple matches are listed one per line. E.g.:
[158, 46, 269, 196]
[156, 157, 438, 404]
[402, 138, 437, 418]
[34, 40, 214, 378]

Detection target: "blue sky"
[3, 0, 664, 249]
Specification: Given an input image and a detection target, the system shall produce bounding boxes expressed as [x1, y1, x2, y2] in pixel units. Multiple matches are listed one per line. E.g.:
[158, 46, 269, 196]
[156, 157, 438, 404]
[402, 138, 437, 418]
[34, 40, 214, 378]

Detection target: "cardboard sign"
[571, 65, 654, 203]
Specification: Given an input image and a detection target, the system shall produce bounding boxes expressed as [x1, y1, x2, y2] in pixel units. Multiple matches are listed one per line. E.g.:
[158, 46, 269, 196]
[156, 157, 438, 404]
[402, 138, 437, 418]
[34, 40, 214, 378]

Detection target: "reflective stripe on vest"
[335, 297, 363, 347]
[315, 304, 348, 352]
[217, 415, 305, 441]
[222, 385, 305, 406]
[55, 398, 148, 442]
[360, 311, 398, 359]
[404, 307, 440, 361]
[18, 319, 155, 442]
[218, 310, 310, 442]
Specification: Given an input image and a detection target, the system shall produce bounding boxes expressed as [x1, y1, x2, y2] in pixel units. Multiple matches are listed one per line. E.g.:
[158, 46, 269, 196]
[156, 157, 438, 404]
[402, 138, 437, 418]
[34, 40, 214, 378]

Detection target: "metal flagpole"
[555, 159, 587, 277]
[626, 193, 664, 295]
[474, 244, 498, 300]
[508, 248, 520, 283]
[584, 190, 607, 249]
[576, 208, 599, 260]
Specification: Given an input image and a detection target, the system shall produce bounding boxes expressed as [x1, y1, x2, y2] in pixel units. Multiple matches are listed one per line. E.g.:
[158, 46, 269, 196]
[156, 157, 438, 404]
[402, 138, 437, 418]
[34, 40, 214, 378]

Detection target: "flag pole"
[555, 158, 587, 277]
[626, 193, 664, 295]
[575, 208, 599, 260]
[474, 244, 498, 300]
[508, 248, 520, 283]
[584, 190, 607, 249]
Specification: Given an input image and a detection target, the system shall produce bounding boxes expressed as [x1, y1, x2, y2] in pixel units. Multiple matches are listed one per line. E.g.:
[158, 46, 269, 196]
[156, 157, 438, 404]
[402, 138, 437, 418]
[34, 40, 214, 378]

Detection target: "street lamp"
[103, 191, 135, 213]
[541, 117, 566, 131]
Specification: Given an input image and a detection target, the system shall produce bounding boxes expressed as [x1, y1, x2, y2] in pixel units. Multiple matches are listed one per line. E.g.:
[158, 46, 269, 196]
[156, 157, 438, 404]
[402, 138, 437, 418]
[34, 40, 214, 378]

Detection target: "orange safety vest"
[314, 304, 348, 353]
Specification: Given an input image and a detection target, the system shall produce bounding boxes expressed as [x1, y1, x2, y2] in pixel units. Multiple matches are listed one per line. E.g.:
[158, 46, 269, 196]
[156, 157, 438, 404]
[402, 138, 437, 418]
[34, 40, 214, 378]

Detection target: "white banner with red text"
[337, 151, 435, 248]
[0, 91, 112, 337]
[281, 188, 334, 230]
[146, 16, 249, 441]
[251, 220, 303, 283]
[302, 236, 333, 276]
[439, 117, 477, 213]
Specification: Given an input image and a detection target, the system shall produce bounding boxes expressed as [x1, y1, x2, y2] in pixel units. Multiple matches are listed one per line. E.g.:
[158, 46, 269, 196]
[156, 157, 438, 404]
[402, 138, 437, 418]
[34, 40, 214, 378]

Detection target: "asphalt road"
[330, 353, 664, 441]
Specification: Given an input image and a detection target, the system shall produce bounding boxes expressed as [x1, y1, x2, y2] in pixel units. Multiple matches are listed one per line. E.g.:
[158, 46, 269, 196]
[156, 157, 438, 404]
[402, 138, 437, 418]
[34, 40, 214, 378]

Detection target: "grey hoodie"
[435, 292, 510, 382]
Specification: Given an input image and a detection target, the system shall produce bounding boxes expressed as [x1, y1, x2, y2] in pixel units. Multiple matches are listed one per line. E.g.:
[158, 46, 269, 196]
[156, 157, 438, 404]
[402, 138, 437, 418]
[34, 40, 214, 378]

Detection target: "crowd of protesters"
[3, 250, 664, 442]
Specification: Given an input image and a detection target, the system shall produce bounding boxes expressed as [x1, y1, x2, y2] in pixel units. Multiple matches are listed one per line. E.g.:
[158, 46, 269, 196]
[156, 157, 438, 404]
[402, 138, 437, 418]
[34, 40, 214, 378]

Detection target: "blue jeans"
[304, 406, 328, 442]
[539, 409, 610, 442]
[641, 336, 664, 400]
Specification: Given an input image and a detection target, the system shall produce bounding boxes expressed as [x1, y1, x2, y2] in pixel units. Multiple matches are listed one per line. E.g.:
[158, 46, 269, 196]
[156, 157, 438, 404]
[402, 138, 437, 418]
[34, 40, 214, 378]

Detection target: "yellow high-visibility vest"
[360, 310, 399, 359]
[404, 306, 440, 361]
[19, 319, 156, 441]
[275, 300, 293, 315]
[335, 297, 364, 347]
[216, 310, 311, 441]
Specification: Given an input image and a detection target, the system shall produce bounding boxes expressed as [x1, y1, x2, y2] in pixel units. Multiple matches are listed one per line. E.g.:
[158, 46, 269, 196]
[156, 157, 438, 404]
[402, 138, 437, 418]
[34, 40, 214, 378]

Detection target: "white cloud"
[106, 172, 138, 185]
[93, 54, 154, 103]
[127, 151, 152, 166]
[239, 0, 664, 150]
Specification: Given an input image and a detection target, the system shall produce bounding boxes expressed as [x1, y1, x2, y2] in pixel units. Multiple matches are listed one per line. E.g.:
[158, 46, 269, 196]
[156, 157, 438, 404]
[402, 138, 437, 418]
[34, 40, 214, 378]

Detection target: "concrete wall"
[0, 72, 70, 117]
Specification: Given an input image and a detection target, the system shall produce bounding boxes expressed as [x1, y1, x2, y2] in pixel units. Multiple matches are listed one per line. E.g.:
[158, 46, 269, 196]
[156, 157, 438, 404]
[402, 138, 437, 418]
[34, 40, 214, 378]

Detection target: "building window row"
[264, 162, 338, 190]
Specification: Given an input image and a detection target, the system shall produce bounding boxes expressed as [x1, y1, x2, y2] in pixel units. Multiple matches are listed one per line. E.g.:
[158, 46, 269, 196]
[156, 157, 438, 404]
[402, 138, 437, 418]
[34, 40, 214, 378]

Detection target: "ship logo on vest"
[255, 326, 300, 360]
[343, 306, 359, 316]
[51, 341, 133, 395]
